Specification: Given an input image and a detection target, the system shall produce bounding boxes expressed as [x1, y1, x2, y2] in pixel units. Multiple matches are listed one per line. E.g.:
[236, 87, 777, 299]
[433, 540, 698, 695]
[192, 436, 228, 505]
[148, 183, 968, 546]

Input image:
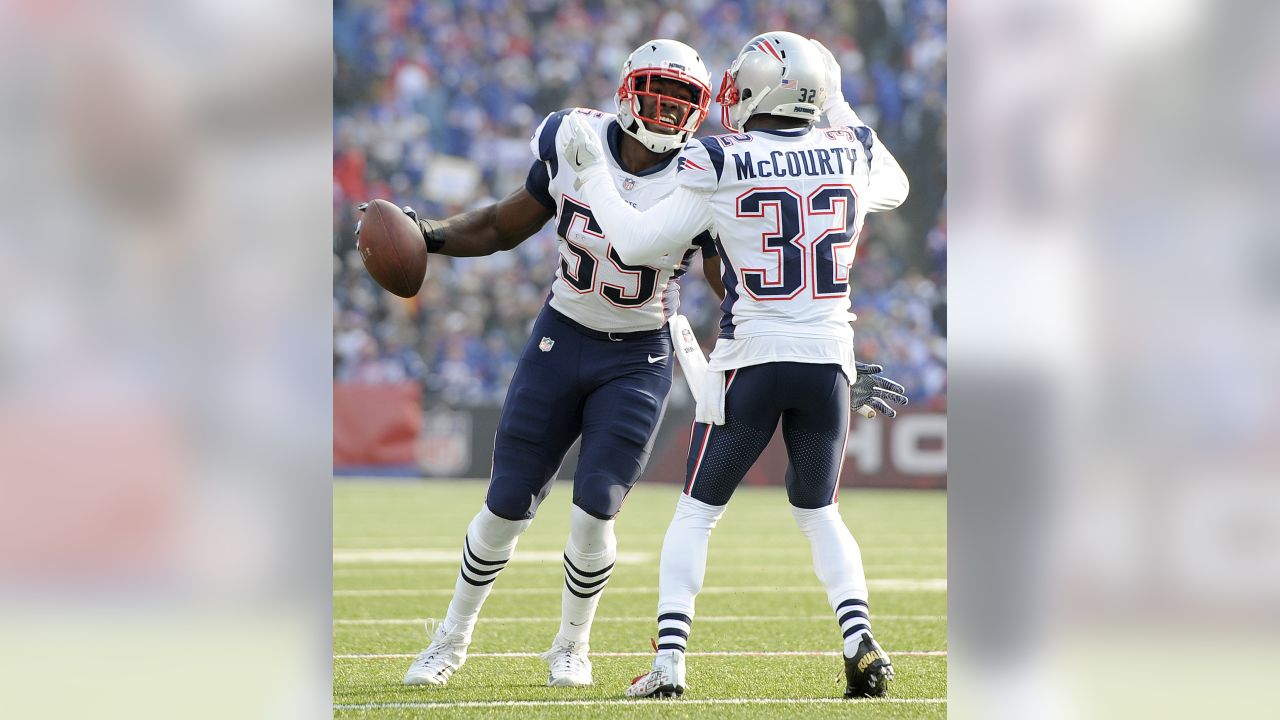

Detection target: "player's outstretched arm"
[560, 114, 711, 266]
[417, 187, 556, 258]
[359, 188, 553, 258]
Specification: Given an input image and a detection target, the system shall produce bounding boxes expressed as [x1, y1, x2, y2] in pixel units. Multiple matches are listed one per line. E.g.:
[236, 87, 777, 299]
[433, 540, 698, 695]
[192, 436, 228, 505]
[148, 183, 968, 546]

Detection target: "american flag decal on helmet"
[677, 156, 706, 172]
[746, 37, 784, 62]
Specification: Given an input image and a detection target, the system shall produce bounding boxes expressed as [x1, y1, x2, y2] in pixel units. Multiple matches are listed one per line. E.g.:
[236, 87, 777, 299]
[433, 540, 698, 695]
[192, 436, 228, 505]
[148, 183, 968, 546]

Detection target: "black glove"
[356, 202, 445, 252]
[852, 362, 909, 418]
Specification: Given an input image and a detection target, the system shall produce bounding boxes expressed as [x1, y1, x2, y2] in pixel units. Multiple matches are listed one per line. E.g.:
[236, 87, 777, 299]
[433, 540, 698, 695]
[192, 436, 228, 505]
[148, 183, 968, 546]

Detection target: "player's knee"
[787, 485, 839, 510]
[485, 479, 549, 521]
[572, 482, 628, 520]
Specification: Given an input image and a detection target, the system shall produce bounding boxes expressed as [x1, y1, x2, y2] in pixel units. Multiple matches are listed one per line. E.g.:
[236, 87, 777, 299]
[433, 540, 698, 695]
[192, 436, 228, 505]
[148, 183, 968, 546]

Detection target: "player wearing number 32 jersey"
[561, 32, 908, 700]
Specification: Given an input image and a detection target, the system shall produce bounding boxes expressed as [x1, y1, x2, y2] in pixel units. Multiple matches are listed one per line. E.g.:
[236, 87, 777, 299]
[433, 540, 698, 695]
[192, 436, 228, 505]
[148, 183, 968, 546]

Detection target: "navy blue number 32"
[735, 185, 859, 300]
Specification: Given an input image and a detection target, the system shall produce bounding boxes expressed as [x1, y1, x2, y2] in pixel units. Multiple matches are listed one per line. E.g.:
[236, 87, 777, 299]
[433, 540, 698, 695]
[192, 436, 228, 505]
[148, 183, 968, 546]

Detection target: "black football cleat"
[843, 635, 894, 698]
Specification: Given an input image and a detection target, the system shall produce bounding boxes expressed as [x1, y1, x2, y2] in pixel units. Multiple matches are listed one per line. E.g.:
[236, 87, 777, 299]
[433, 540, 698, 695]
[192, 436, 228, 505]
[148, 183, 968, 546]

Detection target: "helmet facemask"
[717, 61, 770, 133]
[617, 68, 710, 154]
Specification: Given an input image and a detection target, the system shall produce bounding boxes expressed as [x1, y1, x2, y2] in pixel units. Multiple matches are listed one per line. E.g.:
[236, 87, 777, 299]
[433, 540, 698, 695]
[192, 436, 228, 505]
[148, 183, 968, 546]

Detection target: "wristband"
[420, 218, 445, 253]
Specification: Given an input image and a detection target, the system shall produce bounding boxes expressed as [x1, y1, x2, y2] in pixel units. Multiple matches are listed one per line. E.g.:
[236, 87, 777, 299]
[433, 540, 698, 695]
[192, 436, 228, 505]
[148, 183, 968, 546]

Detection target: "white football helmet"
[615, 39, 713, 154]
[717, 31, 827, 132]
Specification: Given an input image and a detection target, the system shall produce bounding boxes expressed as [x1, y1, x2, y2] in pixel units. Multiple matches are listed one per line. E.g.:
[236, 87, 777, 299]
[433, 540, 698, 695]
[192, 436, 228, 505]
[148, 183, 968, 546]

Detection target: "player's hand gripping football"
[357, 201, 418, 236]
[561, 113, 605, 180]
[852, 362, 908, 418]
[808, 39, 845, 112]
[356, 202, 442, 251]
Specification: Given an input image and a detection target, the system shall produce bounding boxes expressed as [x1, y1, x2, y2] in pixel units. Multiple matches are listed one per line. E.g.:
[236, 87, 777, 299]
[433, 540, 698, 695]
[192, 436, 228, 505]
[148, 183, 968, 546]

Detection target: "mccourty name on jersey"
[732, 147, 863, 181]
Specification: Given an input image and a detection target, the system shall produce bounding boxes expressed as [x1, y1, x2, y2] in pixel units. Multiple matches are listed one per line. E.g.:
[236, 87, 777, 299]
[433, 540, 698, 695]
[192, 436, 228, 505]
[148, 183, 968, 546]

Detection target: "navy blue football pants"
[485, 306, 673, 521]
[684, 362, 850, 508]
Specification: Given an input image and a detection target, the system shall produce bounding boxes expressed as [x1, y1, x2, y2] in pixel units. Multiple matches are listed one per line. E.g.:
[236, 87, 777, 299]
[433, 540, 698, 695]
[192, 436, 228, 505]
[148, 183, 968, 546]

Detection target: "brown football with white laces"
[357, 199, 427, 298]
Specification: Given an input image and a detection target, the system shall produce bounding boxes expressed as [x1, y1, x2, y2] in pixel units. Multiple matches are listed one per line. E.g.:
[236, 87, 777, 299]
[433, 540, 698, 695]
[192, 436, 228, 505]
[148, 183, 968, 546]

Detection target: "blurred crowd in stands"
[334, 0, 946, 408]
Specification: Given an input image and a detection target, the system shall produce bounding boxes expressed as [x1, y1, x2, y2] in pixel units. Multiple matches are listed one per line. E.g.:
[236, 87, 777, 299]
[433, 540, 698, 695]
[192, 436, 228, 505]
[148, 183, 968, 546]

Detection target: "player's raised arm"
[560, 113, 712, 267]
[811, 39, 910, 212]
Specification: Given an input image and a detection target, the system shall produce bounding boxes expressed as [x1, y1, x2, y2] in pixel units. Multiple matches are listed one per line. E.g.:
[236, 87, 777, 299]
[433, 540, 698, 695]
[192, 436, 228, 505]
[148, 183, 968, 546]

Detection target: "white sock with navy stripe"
[558, 505, 616, 645]
[656, 612, 691, 653]
[790, 504, 872, 656]
[835, 597, 872, 653]
[655, 494, 726, 655]
[441, 505, 531, 643]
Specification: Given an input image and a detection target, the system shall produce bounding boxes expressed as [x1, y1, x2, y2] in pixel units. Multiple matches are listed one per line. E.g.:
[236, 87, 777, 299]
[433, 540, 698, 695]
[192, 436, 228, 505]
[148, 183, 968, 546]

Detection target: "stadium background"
[332, 0, 946, 488]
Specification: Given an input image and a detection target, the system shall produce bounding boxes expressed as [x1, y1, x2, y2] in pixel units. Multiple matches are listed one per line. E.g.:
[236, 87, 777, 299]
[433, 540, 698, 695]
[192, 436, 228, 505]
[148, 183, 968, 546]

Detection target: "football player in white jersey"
[365, 40, 725, 689]
[560, 32, 909, 699]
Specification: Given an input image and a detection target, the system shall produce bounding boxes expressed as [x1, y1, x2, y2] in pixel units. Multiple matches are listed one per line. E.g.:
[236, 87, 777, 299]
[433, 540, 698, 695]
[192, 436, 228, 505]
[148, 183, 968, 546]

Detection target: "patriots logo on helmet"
[745, 37, 784, 62]
[677, 156, 706, 172]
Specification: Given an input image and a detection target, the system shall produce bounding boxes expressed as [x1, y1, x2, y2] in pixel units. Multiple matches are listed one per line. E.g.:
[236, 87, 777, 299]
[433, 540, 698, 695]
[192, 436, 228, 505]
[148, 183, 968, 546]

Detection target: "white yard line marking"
[333, 549, 652, 564]
[335, 651, 947, 659]
[334, 614, 946, 625]
[710, 547, 947, 556]
[335, 579, 946, 596]
[333, 563, 945, 575]
[335, 698, 946, 709]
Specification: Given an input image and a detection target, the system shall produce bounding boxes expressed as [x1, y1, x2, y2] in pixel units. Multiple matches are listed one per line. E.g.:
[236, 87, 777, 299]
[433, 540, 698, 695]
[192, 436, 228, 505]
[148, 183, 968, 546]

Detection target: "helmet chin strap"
[732, 85, 773, 131]
[624, 116, 683, 153]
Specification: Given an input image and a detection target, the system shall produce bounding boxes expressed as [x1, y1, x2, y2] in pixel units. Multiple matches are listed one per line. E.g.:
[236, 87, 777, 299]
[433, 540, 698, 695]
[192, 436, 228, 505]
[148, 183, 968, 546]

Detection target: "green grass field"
[334, 480, 947, 718]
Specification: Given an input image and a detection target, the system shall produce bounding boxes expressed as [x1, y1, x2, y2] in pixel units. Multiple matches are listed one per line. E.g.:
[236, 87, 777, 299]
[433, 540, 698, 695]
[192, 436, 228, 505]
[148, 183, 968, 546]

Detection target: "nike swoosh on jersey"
[647, 354, 666, 364]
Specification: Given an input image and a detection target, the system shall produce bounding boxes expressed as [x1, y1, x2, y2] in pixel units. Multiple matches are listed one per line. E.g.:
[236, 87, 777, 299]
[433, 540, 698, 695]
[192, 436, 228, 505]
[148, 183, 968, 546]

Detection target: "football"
[357, 199, 428, 298]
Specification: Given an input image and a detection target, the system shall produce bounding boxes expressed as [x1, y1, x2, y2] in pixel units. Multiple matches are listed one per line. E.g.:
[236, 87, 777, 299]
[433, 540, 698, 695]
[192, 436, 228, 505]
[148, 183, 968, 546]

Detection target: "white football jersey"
[525, 108, 714, 333]
[670, 122, 909, 377]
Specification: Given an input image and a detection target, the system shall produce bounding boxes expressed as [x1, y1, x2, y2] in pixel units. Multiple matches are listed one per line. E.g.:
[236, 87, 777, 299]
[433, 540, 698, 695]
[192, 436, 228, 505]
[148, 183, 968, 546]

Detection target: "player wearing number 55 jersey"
[561, 32, 908, 700]
[385, 40, 724, 690]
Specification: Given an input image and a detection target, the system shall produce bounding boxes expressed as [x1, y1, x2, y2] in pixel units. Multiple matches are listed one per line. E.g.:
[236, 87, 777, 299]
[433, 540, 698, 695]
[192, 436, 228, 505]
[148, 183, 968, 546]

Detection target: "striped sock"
[836, 597, 871, 655]
[461, 536, 508, 586]
[440, 506, 529, 642]
[657, 612, 691, 653]
[557, 506, 616, 644]
[560, 551, 614, 642]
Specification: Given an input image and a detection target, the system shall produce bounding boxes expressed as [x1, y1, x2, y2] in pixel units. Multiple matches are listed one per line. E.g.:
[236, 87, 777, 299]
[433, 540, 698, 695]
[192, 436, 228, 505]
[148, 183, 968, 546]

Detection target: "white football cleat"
[626, 650, 685, 698]
[402, 625, 469, 686]
[541, 637, 593, 687]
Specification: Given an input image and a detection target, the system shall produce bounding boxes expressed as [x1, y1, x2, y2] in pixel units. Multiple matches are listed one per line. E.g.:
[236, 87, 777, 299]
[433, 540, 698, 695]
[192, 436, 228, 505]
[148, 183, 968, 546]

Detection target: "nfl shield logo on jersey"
[539, 336, 555, 352]
[622, 178, 636, 191]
